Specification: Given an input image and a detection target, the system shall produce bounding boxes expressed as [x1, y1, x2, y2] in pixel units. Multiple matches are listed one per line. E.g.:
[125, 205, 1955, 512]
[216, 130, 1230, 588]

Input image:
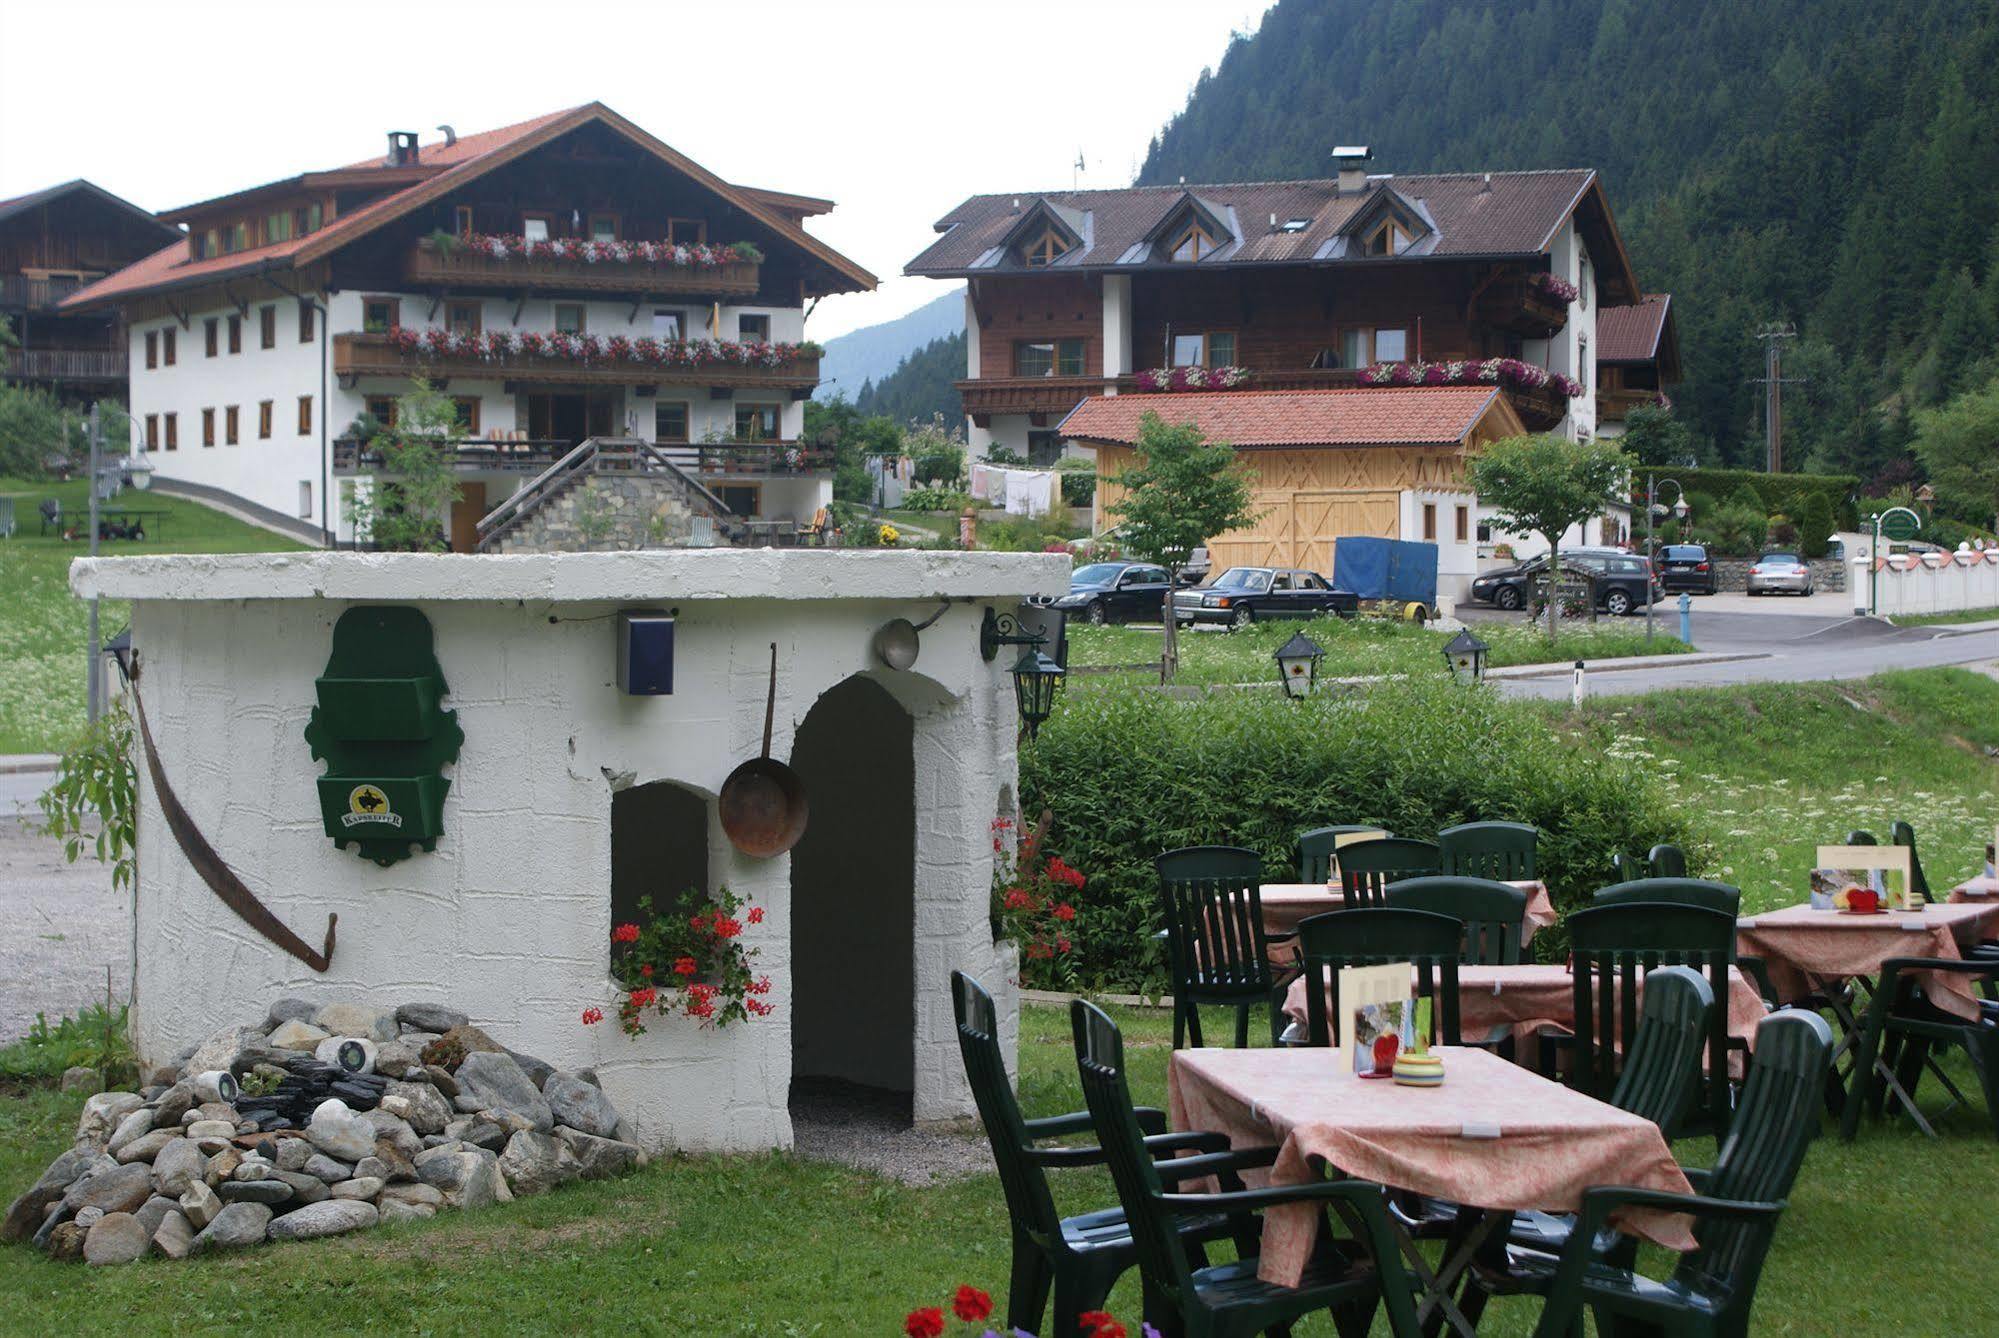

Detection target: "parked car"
[1655, 543, 1717, 595]
[1176, 546, 1212, 587]
[1172, 566, 1359, 629]
[1044, 562, 1173, 624]
[1468, 547, 1662, 616]
[1746, 551, 1814, 596]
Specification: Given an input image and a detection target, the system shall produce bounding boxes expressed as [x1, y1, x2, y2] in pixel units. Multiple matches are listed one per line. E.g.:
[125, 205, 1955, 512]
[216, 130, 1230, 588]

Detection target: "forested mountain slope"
[1141, 0, 1999, 479]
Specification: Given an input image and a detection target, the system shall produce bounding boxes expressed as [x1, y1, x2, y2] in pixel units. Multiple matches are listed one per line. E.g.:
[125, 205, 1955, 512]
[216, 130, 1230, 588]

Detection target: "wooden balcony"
[1597, 386, 1663, 423]
[333, 332, 820, 393]
[676, 442, 835, 477]
[1475, 274, 1570, 336]
[405, 238, 760, 299]
[0, 274, 97, 311]
[958, 376, 1107, 425]
[2, 348, 126, 383]
[333, 437, 576, 475]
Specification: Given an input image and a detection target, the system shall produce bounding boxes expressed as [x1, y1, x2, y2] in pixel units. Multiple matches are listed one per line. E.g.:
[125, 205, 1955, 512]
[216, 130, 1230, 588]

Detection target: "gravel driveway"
[0, 817, 130, 1043]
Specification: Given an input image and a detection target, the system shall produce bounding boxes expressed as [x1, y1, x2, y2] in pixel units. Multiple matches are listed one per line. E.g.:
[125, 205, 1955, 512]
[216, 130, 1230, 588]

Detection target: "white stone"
[265, 1019, 329, 1051]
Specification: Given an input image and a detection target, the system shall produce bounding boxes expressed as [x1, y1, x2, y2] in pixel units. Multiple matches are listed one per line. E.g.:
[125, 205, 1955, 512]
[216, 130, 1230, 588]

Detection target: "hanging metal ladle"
[872, 599, 955, 671]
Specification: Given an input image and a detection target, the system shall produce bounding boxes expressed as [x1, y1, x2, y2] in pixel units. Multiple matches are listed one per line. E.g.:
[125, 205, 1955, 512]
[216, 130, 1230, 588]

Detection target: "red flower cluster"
[673, 956, 698, 978]
[1052, 902, 1077, 922]
[950, 1286, 992, 1322]
[590, 888, 768, 1035]
[612, 923, 641, 943]
[711, 916, 743, 940]
[580, 1007, 604, 1025]
[992, 814, 1089, 984]
[1080, 1311, 1127, 1338]
[902, 1308, 944, 1338]
[747, 906, 765, 925]
[628, 986, 658, 1009]
[1046, 857, 1086, 890]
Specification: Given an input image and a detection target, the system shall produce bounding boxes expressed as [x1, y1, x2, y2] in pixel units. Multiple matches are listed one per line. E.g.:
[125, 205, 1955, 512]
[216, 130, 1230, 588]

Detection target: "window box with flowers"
[1133, 365, 1252, 392]
[585, 887, 773, 1035]
[409, 234, 764, 297]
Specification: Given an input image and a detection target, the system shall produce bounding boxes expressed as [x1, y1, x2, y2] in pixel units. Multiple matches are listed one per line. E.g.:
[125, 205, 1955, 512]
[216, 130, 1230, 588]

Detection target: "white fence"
[1853, 548, 1999, 616]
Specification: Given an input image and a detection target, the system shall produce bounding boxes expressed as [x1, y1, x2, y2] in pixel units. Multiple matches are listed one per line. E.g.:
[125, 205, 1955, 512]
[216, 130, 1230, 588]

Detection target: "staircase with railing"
[473, 437, 746, 553]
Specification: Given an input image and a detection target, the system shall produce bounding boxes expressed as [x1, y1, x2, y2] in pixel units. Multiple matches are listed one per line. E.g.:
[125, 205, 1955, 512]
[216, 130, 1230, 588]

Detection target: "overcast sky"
[0, 0, 1267, 341]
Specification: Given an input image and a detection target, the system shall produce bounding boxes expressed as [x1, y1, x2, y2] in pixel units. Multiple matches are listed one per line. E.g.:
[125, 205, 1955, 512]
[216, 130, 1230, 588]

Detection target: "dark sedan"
[1469, 549, 1662, 616]
[1045, 562, 1174, 625]
[1655, 543, 1717, 595]
[1171, 566, 1360, 629]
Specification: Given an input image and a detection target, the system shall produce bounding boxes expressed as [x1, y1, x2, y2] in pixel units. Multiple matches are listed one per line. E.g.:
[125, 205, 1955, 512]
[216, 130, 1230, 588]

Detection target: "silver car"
[1746, 551, 1814, 596]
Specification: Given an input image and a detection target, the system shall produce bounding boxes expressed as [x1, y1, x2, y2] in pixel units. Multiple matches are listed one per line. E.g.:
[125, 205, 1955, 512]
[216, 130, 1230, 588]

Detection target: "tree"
[1619, 403, 1695, 468]
[344, 381, 462, 551]
[1467, 433, 1633, 635]
[1107, 412, 1260, 678]
[1912, 373, 1999, 532]
[804, 394, 900, 503]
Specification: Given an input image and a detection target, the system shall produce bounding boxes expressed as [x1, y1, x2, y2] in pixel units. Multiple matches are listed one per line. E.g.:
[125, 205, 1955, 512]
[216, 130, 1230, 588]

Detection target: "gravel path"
[788, 1077, 991, 1185]
[0, 817, 130, 1042]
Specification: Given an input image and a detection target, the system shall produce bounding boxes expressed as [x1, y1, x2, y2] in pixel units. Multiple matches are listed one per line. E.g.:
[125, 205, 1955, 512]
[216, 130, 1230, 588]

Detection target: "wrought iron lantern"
[1273, 631, 1325, 700]
[1010, 648, 1065, 739]
[1442, 627, 1490, 685]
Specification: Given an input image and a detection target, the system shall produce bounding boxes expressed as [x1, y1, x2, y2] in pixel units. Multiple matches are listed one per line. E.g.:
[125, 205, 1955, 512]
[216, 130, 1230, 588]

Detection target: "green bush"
[1796, 493, 1835, 559]
[1671, 467, 1858, 531]
[0, 1003, 135, 1086]
[900, 486, 972, 513]
[1019, 681, 1700, 986]
[1706, 504, 1768, 555]
[978, 513, 1080, 552]
[913, 445, 965, 486]
[1726, 482, 1768, 518]
[1056, 462, 1096, 506]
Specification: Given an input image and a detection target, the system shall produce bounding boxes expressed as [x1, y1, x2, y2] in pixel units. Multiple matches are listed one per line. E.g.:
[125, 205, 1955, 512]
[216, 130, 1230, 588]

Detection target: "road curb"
[1485, 650, 1769, 681]
[0, 756, 59, 776]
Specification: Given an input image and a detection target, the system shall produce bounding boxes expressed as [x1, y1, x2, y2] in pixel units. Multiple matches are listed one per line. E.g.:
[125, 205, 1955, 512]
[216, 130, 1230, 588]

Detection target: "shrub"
[1055, 459, 1096, 506]
[1725, 482, 1768, 518]
[1706, 504, 1767, 555]
[1767, 513, 1799, 548]
[979, 513, 1080, 552]
[900, 486, 972, 513]
[913, 444, 965, 486]
[1668, 467, 1858, 531]
[1019, 681, 1698, 985]
[1796, 493, 1835, 559]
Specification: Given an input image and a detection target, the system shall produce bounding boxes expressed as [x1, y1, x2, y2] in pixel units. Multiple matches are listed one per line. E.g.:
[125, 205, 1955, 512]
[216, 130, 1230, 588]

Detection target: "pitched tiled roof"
[1058, 387, 1509, 449]
[0, 179, 177, 238]
[910, 171, 1595, 273]
[1596, 294, 1671, 362]
[64, 104, 873, 311]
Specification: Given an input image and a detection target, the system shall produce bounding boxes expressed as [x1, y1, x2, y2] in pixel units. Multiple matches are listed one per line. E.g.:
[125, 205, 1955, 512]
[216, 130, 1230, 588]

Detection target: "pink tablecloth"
[1736, 900, 1999, 1022]
[1168, 1046, 1696, 1287]
[1950, 875, 1999, 902]
[1260, 881, 1556, 944]
[1280, 963, 1767, 1056]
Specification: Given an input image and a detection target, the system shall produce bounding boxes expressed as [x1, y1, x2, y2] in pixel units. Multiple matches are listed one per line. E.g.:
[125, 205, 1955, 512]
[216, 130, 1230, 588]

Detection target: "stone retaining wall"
[1707, 556, 1846, 593]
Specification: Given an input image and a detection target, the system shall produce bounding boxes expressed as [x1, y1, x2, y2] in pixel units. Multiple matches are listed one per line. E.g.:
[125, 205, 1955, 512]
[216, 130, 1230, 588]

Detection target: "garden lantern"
[1273, 631, 1325, 699]
[1010, 648, 1065, 739]
[1442, 628, 1489, 685]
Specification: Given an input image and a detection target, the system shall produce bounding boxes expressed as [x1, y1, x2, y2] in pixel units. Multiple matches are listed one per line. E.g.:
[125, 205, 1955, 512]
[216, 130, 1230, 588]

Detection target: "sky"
[0, 0, 1268, 342]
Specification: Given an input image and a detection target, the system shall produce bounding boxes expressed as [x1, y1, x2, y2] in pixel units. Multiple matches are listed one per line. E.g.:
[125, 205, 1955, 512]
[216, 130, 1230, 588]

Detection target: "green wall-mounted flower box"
[313, 677, 441, 741]
[314, 774, 447, 846]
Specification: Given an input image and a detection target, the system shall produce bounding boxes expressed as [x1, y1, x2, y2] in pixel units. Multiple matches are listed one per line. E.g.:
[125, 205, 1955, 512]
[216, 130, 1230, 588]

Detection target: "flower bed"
[1362, 356, 1586, 399]
[384, 325, 817, 370]
[1132, 365, 1252, 392]
[457, 234, 762, 269]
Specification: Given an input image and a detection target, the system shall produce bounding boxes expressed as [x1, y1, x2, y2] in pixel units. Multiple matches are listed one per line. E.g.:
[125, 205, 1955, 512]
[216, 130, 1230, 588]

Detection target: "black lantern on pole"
[1442, 628, 1490, 685]
[1010, 648, 1065, 740]
[1273, 631, 1325, 700]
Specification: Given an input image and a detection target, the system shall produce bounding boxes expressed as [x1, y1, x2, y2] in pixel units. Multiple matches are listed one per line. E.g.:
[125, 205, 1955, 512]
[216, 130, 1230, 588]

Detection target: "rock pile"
[3, 999, 644, 1265]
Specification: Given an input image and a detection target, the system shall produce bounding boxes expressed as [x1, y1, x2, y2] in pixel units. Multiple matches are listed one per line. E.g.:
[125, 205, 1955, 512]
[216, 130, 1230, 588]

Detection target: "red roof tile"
[1058, 387, 1509, 449]
[1596, 294, 1671, 362]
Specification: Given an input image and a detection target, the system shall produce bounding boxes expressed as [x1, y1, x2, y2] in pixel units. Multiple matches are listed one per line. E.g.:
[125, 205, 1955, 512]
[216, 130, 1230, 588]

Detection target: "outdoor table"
[1280, 962, 1767, 1062]
[1259, 880, 1556, 946]
[1168, 1046, 1694, 1333]
[1949, 874, 1999, 903]
[1737, 899, 1999, 1126]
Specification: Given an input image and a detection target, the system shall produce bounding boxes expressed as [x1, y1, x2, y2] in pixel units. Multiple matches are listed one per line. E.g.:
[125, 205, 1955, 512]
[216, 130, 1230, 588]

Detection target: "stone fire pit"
[4, 997, 644, 1265]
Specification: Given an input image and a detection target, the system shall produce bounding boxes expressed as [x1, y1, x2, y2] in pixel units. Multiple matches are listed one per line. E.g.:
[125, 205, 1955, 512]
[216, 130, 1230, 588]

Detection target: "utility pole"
[1750, 324, 1803, 473]
[86, 401, 103, 723]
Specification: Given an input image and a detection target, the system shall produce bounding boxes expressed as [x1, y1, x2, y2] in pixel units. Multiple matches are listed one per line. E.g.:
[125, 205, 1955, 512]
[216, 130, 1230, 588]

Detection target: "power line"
[1748, 323, 1805, 472]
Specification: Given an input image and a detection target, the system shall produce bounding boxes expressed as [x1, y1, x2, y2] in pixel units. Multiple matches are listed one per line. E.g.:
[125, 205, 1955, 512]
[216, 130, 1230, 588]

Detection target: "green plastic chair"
[1889, 820, 1937, 902]
[1593, 877, 1742, 915]
[1647, 842, 1689, 877]
[1383, 875, 1528, 965]
[1294, 907, 1463, 1048]
[1297, 825, 1387, 883]
[1844, 828, 1878, 845]
[1460, 967, 1717, 1323]
[1156, 846, 1290, 1049]
[1512, 1010, 1834, 1338]
[1609, 851, 1645, 882]
[950, 972, 1246, 1336]
[1069, 999, 1424, 1338]
[1559, 902, 1740, 1135]
[1840, 957, 1999, 1142]
[1337, 836, 1442, 907]
[1438, 820, 1538, 881]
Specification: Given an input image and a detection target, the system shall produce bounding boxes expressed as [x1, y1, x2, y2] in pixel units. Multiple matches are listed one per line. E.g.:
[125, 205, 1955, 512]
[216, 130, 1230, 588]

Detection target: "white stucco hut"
[70, 549, 1070, 1153]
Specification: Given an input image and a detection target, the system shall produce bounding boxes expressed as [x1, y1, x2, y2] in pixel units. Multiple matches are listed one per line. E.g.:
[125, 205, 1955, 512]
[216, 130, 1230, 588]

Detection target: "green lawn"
[2, 998, 1993, 1335]
[1558, 669, 1999, 913]
[0, 478, 305, 754]
[1067, 615, 1691, 689]
[1891, 605, 1999, 627]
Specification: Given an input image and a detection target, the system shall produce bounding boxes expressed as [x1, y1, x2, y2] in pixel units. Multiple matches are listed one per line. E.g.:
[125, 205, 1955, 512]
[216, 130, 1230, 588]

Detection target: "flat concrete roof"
[70, 549, 1073, 603]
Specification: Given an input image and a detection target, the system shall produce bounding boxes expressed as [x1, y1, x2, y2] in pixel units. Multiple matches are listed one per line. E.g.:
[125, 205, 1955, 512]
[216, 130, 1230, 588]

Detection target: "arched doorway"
[610, 780, 709, 939]
[789, 675, 915, 1106]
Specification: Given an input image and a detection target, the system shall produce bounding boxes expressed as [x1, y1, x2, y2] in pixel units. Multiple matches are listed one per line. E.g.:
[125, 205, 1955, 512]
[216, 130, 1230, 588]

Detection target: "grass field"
[0, 478, 305, 755]
[1891, 605, 1999, 627]
[1066, 614, 1690, 689]
[1, 996, 1993, 1336]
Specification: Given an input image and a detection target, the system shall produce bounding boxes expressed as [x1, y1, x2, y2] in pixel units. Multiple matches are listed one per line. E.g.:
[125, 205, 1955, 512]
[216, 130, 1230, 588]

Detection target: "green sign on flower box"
[305, 606, 463, 866]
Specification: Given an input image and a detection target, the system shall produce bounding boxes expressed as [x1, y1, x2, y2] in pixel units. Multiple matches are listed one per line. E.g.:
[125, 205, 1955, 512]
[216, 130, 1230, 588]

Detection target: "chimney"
[385, 131, 421, 167]
[1332, 145, 1373, 194]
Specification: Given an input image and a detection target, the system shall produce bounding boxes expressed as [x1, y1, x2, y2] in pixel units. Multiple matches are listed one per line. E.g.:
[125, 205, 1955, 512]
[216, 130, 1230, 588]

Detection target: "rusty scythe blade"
[133, 685, 336, 972]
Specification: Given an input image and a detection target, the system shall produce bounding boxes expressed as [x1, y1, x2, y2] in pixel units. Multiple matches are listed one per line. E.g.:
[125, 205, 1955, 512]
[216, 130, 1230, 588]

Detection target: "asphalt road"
[1460, 602, 1999, 698]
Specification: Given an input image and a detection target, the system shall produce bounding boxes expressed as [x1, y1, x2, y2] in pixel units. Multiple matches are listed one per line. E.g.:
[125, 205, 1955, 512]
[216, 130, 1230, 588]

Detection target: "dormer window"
[1364, 220, 1409, 256]
[1021, 225, 1073, 267]
[1169, 217, 1223, 262]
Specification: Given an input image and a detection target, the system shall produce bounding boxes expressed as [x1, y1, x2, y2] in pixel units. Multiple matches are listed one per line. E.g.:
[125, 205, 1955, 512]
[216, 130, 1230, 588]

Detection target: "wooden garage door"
[1296, 490, 1398, 577]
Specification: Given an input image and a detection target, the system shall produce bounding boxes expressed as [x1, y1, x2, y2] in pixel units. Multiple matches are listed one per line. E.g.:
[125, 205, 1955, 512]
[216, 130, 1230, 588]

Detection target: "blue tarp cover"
[1333, 536, 1438, 606]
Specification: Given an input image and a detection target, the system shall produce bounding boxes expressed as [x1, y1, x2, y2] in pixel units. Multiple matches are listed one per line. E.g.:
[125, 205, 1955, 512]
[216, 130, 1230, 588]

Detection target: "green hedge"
[1661, 467, 1861, 531]
[1019, 681, 1702, 988]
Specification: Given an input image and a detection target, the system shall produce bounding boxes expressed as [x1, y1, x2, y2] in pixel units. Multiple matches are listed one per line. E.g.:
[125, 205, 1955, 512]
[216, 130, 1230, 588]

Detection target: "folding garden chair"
[1157, 846, 1291, 1049]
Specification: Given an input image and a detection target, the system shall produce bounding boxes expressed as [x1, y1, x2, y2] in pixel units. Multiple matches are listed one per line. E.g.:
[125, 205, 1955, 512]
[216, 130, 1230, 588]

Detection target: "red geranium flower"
[612, 923, 641, 943]
[640, 963, 654, 978]
[1056, 936, 1072, 954]
[951, 1285, 993, 1322]
[711, 916, 743, 939]
[1003, 888, 1033, 911]
[689, 913, 707, 932]
[1079, 1312, 1126, 1338]
[1052, 902, 1076, 922]
[580, 1006, 604, 1025]
[673, 956, 698, 977]
[904, 1308, 945, 1338]
[747, 906, 765, 924]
